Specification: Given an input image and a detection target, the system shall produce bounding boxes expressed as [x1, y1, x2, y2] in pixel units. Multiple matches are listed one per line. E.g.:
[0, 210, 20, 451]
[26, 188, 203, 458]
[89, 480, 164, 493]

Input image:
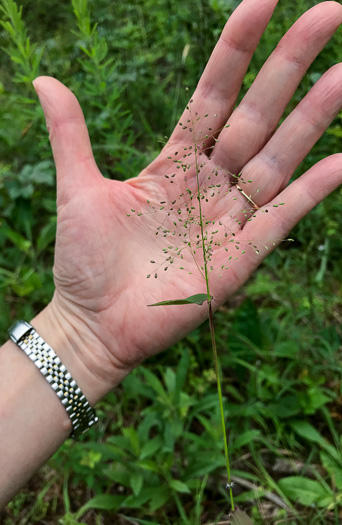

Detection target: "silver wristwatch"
[8, 320, 98, 439]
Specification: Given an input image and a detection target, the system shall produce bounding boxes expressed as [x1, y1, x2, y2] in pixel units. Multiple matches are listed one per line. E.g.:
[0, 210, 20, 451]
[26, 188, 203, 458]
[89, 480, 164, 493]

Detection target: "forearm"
[0, 305, 107, 510]
[0, 339, 70, 508]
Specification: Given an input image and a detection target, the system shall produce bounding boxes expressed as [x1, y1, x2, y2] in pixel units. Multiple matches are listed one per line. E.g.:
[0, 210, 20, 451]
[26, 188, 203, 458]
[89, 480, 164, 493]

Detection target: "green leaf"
[20, 160, 55, 186]
[130, 471, 144, 496]
[119, 487, 170, 513]
[297, 388, 331, 414]
[320, 451, 342, 490]
[77, 494, 125, 517]
[148, 293, 210, 306]
[123, 426, 140, 456]
[140, 436, 162, 459]
[278, 476, 333, 507]
[148, 486, 171, 511]
[267, 395, 301, 419]
[273, 341, 298, 358]
[79, 450, 102, 469]
[120, 495, 149, 509]
[104, 463, 131, 487]
[230, 508, 254, 525]
[231, 430, 261, 451]
[169, 479, 191, 493]
[184, 455, 226, 480]
[12, 267, 42, 297]
[37, 218, 56, 253]
[290, 420, 328, 446]
[290, 420, 341, 461]
[1, 223, 31, 252]
[164, 367, 176, 396]
[135, 459, 160, 473]
[107, 434, 133, 454]
[140, 367, 168, 400]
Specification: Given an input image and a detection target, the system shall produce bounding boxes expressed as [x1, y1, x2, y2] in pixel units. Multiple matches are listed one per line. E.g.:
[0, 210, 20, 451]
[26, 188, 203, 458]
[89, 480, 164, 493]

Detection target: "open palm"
[34, 0, 342, 398]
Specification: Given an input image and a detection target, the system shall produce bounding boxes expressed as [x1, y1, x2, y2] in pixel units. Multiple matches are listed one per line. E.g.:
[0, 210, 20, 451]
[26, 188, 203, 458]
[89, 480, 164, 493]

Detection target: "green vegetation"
[0, 0, 341, 523]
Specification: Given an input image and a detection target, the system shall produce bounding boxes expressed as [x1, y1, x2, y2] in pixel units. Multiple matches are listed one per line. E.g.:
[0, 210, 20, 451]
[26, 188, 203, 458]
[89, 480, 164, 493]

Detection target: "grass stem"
[208, 301, 234, 511]
[191, 114, 234, 511]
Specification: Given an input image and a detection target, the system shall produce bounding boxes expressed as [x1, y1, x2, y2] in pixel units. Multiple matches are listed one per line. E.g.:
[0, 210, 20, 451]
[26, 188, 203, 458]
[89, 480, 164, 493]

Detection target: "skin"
[31, 0, 342, 402]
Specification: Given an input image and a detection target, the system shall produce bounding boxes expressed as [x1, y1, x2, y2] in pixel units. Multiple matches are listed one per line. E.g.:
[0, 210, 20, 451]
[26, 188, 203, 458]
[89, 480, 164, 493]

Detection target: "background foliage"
[0, 0, 341, 523]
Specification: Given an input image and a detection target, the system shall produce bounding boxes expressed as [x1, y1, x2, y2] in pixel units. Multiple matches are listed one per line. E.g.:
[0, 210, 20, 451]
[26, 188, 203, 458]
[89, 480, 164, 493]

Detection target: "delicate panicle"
[128, 98, 285, 283]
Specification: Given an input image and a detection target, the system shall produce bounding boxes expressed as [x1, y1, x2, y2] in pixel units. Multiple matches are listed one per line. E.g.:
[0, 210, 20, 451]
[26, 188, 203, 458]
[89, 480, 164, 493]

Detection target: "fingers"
[211, 1, 342, 175]
[234, 63, 342, 206]
[170, 0, 279, 145]
[33, 76, 102, 197]
[240, 154, 342, 249]
[212, 154, 342, 295]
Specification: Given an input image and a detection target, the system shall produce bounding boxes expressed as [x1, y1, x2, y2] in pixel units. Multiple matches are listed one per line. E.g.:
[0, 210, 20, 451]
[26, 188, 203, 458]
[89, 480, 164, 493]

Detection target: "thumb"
[33, 76, 102, 192]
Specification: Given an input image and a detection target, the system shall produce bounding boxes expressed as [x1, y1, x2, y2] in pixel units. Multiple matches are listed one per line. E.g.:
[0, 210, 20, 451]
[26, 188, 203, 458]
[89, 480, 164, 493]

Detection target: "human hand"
[32, 0, 342, 403]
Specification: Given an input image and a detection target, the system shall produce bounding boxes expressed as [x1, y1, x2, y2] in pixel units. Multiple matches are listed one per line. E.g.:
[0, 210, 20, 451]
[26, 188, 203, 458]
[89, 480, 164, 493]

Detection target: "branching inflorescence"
[128, 96, 284, 289]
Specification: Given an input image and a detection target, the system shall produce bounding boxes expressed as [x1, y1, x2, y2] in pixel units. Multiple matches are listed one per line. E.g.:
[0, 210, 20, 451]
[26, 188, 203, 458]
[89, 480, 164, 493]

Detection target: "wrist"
[31, 298, 127, 406]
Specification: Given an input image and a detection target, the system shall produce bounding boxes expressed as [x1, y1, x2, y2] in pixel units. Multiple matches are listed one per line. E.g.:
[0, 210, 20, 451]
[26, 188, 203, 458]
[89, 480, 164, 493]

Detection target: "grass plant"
[128, 94, 289, 522]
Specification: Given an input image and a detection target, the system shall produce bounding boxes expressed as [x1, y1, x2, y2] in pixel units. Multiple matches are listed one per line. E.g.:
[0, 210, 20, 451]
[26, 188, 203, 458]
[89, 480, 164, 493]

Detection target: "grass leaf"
[148, 293, 210, 306]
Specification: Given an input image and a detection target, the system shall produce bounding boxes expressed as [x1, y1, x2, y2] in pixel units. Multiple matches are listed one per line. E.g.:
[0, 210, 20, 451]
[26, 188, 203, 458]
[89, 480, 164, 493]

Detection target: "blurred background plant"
[0, 0, 341, 523]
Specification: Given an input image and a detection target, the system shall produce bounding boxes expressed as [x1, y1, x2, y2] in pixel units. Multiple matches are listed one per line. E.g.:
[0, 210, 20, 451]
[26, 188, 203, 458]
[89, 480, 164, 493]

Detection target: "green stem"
[191, 117, 234, 511]
[208, 301, 234, 511]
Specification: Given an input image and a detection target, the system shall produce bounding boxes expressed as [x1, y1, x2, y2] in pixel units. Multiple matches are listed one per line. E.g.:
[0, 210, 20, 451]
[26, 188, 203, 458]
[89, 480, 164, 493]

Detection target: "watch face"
[8, 320, 31, 344]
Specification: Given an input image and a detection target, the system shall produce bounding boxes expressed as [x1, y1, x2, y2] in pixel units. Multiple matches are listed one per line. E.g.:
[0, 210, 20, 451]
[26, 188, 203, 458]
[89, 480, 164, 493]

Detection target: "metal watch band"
[8, 320, 98, 439]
